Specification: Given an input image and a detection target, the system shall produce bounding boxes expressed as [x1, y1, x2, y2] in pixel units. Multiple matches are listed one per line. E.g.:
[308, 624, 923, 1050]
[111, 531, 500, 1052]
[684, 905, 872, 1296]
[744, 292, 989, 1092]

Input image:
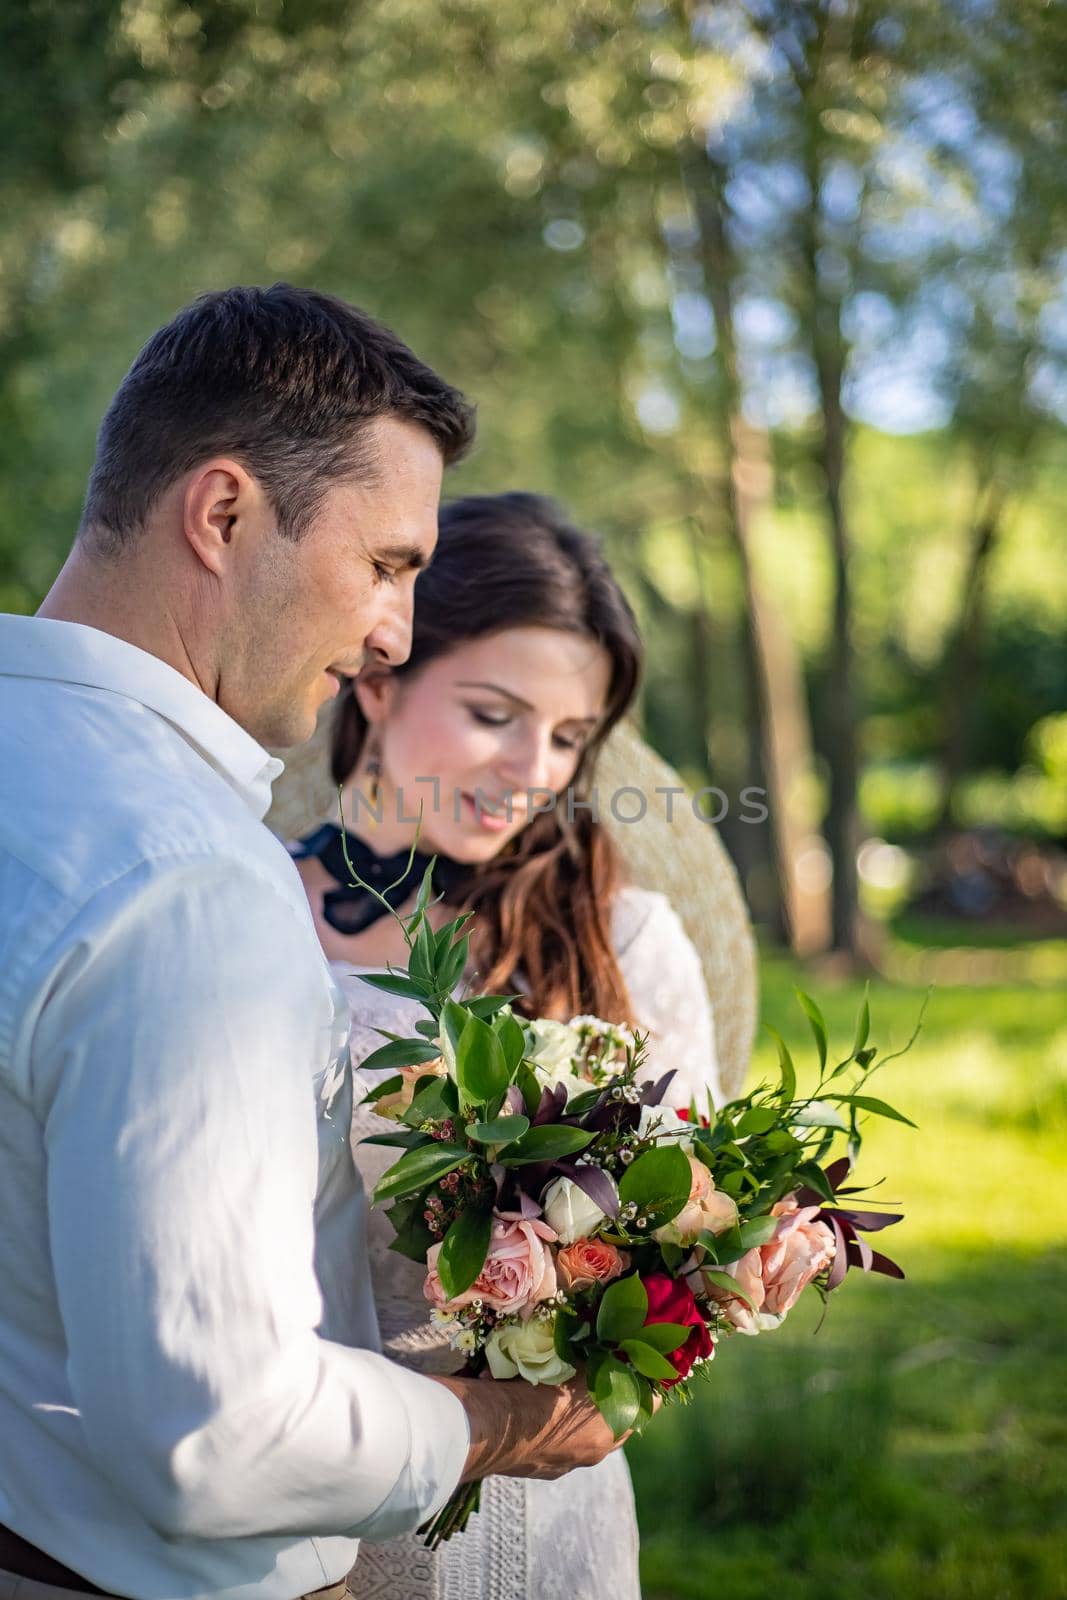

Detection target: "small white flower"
[453, 1328, 478, 1353]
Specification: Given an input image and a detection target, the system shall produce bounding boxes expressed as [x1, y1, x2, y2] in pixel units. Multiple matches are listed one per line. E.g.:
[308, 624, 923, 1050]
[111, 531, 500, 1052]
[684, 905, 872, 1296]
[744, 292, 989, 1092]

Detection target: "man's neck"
[38, 540, 210, 696]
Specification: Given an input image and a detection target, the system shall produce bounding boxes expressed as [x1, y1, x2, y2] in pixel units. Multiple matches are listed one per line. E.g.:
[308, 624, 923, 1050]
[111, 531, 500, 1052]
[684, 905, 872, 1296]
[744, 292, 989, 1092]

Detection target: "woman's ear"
[354, 668, 397, 725]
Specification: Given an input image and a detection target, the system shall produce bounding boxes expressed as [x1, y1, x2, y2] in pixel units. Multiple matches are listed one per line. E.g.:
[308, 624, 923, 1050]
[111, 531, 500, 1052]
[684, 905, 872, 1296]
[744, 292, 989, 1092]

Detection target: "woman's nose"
[496, 729, 556, 797]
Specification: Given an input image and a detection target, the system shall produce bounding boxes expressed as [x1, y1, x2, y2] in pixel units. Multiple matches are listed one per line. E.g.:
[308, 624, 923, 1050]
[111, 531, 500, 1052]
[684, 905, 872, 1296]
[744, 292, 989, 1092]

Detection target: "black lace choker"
[292, 824, 475, 935]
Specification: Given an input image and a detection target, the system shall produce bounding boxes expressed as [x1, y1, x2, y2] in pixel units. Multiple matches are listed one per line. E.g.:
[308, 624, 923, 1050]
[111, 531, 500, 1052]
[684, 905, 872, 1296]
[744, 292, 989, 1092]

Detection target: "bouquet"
[352, 862, 919, 1545]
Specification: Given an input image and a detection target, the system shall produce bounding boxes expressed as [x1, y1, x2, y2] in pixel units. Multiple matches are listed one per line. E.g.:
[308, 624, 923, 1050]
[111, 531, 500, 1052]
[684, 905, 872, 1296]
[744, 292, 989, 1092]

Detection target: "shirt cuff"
[353, 1360, 470, 1542]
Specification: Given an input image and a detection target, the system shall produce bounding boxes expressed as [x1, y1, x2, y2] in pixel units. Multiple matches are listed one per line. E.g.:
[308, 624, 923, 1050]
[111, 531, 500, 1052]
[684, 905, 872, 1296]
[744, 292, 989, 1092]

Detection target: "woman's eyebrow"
[455, 680, 534, 710]
[455, 681, 598, 723]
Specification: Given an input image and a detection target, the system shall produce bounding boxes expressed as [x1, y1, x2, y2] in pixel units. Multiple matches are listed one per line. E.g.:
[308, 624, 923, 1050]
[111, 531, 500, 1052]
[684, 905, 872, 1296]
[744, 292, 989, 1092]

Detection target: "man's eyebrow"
[372, 542, 428, 570]
[455, 681, 599, 724]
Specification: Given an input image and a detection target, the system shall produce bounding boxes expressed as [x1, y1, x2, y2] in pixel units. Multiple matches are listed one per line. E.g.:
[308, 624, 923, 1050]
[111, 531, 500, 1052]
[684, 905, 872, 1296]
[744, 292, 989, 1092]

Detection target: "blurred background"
[2, 2, 1064, 1594]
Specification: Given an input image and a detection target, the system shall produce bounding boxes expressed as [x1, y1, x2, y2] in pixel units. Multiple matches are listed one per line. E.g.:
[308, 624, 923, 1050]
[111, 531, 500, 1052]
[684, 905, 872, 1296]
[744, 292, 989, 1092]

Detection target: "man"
[0, 285, 618, 1600]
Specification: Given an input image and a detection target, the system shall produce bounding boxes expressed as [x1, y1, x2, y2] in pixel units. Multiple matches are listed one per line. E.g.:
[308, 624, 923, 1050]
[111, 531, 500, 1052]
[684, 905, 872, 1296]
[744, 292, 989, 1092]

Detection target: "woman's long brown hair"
[331, 493, 643, 1022]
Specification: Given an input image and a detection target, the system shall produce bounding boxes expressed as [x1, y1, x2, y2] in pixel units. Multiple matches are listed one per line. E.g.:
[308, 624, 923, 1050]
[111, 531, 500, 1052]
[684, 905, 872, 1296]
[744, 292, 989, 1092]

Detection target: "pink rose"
[424, 1211, 558, 1318]
[702, 1194, 836, 1335]
[557, 1237, 630, 1292]
[759, 1196, 836, 1317]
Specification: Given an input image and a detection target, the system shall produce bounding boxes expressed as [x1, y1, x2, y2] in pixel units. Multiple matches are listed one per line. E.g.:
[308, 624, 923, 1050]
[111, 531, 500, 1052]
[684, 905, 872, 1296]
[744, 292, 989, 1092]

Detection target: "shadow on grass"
[627, 1247, 1067, 1600]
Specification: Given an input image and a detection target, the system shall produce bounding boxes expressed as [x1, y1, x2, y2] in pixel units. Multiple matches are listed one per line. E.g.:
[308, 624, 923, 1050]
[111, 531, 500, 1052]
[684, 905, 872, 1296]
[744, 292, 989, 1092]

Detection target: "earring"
[365, 740, 382, 808]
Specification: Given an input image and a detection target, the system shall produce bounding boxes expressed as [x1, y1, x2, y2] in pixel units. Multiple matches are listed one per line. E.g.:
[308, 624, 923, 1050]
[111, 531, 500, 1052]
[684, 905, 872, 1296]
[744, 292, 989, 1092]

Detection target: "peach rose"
[424, 1212, 558, 1318]
[372, 1057, 448, 1120]
[556, 1237, 630, 1292]
[703, 1195, 836, 1334]
[759, 1196, 836, 1318]
[654, 1155, 739, 1246]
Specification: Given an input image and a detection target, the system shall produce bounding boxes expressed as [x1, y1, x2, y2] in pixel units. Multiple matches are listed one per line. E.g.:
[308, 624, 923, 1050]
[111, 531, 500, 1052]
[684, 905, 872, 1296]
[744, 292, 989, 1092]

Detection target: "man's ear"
[181, 460, 259, 576]
[354, 668, 398, 724]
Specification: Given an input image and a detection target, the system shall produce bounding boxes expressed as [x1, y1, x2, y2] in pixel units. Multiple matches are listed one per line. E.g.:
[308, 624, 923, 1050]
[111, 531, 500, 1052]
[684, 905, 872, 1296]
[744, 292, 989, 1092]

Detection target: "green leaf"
[455, 1014, 510, 1106]
[408, 916, 437, 986]
[362, 1072, 404, 1104]
[794, 989, 828, 1071]
[496, 1010, 527, 1073]
[436, 1206, 493, 1301]
[830, 1094, 917, 1128]
[464, 1113, 531, 1144]
[853, 984, 871, 1055]
[401, 1075, 458, 1128]
[791, 1100, 849, 1131]
[736, 1106, 779, 1136]
[372, 1143, 470, 1203]
[358, 1129, 432, 1150]
[439, 998, 470, 1073]
[359, 1038, 443, 1075]
[595, 1272, 649, 1342]
[618, 1143, 692, 1225]
[701, 1268, 757, 1311]
[359, 972, 429, 1001]
[438, 934, 470, 994]
[765, 1026, 797, 1104]
[619, 1339, 680, 1382]
[593, 1355, 643, 1439]
[498, 1124, 595, 1165]
[736, 1215, 780, 1249]
[633, 1320, 691, 1354]
[515, 1062, 543, 1117]
[794, 1161, 838, 1204]
[463, 995, 516, 1020]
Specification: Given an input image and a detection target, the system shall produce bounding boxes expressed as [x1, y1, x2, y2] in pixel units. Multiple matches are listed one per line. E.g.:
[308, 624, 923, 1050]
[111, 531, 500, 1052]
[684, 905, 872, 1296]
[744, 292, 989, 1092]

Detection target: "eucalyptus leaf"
[765, 1025, 797, 1104]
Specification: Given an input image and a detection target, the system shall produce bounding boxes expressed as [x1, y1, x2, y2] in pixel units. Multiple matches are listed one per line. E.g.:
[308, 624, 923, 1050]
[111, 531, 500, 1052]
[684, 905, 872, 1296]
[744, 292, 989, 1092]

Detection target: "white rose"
[526, 1019, 582, 1078]
[542, 1175, 608, 1245]
[485, 1317, 576, 1386]
[637, 1103, 697, 1149]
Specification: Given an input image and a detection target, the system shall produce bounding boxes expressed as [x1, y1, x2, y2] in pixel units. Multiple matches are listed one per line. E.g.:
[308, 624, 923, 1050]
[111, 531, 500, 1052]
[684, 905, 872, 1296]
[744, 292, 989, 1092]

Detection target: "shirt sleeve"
[614, 889, 724, 1114]
[27, 851, 468, 1543]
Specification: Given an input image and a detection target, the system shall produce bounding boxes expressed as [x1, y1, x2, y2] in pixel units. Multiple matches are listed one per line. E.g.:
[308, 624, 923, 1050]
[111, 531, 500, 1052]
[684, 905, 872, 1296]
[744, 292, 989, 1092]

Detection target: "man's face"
[225, 415, 443, 748]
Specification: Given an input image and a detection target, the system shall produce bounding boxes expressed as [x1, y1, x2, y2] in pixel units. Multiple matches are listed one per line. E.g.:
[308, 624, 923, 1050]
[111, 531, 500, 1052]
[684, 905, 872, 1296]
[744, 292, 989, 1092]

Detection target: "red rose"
[640, 1272, 715, 1385]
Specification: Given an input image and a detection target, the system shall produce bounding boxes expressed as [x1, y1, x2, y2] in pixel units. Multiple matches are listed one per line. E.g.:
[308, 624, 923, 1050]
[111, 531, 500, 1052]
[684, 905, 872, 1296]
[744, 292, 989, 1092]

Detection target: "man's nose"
[364, 592, 414, 669]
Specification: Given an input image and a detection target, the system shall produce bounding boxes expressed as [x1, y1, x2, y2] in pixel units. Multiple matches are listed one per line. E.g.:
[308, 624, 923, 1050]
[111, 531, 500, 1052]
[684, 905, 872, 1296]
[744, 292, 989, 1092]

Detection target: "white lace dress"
[339, 885, 721, 1600]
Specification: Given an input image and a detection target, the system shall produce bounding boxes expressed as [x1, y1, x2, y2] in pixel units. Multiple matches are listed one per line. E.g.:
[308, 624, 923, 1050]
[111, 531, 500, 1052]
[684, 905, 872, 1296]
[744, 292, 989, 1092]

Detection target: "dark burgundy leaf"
[868, 1248, 905, 1280]
[566, 1163, 621, 1220]
[639, 1070, 678, 1108]
[826, 1216, 850, 1291]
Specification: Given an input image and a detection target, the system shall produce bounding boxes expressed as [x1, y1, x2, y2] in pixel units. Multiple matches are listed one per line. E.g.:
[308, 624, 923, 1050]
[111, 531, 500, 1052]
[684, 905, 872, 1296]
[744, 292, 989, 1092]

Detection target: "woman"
[291, 493, 722, 1600]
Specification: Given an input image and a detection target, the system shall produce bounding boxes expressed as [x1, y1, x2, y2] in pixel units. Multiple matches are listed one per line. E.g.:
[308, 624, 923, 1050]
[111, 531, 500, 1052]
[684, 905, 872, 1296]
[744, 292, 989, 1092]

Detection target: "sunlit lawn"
[627, 949, 1067, 1600]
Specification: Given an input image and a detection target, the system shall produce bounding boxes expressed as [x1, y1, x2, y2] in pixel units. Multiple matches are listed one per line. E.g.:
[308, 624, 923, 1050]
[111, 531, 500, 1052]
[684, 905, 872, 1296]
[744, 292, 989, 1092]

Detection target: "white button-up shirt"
[0, 615, 468, 1600]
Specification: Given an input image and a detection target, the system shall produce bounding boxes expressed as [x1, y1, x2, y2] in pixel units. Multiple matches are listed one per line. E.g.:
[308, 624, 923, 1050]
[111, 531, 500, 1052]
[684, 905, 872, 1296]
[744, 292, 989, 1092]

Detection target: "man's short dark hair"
[79, 284, 475, 551]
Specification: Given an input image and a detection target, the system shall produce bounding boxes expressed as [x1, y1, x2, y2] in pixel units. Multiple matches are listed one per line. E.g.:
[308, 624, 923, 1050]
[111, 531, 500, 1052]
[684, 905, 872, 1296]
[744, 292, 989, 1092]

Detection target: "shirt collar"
[0, 614, 285, 819]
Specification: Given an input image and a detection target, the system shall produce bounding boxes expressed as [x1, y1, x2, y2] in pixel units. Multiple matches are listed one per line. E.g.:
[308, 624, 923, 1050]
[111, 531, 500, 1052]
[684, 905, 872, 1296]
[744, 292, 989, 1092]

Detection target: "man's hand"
[432, 1373, 632, 1483]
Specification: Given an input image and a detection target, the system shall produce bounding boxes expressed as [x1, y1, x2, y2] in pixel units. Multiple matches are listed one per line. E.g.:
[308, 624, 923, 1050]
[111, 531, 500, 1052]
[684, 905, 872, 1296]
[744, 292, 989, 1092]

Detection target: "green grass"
[627, 950, 1067, 1599]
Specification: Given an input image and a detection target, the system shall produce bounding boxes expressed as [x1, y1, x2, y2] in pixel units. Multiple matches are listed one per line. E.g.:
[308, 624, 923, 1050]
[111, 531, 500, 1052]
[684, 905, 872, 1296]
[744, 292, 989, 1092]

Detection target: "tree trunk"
[682, 146, 824, 948]
[935, 471, 1008, 832]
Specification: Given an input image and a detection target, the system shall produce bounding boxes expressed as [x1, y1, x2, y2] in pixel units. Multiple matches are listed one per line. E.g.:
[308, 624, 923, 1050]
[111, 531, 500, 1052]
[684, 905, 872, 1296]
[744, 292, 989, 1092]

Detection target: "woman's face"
[359, 625, 613, 863]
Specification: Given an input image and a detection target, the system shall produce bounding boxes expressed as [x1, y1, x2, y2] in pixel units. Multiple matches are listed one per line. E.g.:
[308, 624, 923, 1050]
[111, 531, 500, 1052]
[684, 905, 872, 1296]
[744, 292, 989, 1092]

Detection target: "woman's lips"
[461, 793, 517, 833]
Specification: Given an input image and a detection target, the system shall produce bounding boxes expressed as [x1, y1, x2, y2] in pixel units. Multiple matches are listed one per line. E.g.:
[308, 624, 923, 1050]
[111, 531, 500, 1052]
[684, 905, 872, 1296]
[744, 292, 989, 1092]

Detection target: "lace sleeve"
[612, 886, 724, 1113]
